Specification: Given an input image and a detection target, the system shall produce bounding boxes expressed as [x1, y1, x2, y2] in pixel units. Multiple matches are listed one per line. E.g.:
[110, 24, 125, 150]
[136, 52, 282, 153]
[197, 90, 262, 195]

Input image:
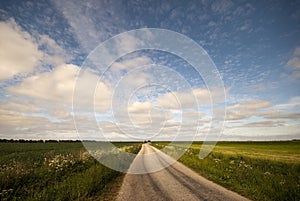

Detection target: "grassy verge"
[0, 142, 141, 201]
[152, 141, 300, 201]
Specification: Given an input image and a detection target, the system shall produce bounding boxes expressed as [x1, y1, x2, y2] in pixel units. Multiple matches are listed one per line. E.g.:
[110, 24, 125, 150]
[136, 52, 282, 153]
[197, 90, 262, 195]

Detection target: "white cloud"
[53, 0, 128, 52]
[259, 96, 300, 120]
[285, 46, 300, 79]
[0, 18, 71, 80]
[111, 56, 152, 71]
[77, 69, 112, 112]
[259, 110, 300, 119]
[127, 101, 153, 127]
[7, 64, 79, 102]
[94, 82, 112, 112]
[227, 101, 271, 110]
[0, 96, 75, 123]
[0, 95, 79, 140]
[0, 109, 49, 127]
[120, 71, 151, 88]
[192, 88, 212, 104]
[242, 120, 285, 128]
[289, 96, 300, 106]
[39, 34, 69, 66]
[110, 103, 174, 138]
[52, 1, 102, 52]
[273, 96, 300, 110]
[98, 121, 121, 134]
[286, 57, 300, 71]
[128, 108, 173, 127]
[7, 64, 112, 112]
[156, 91, 183, 109]
[128, 101, 152, 113]
[233, 3, 255, 17]
[0, 114, 78, 140]
[211, 0, 233, 13]
[226, 98, 300, 122]
[0, 100, 40, 113]
[182, 111, 205, 119]
[163, 121, 182, 127]
[0, 19, 42, 80]
[226, 101, 272, 120]
[156, 87, 227, 109]
[115, 34, 146, 55]
[246, 82, 277, 91]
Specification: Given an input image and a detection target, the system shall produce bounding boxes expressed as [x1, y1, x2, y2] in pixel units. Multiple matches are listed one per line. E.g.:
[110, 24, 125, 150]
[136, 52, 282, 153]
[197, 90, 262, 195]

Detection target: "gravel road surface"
[116, 144, 250, 201]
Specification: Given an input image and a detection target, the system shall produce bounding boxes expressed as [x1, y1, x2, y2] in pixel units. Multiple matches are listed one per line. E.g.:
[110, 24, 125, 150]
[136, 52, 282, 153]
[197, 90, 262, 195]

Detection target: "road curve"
[116, 144, 250, 201]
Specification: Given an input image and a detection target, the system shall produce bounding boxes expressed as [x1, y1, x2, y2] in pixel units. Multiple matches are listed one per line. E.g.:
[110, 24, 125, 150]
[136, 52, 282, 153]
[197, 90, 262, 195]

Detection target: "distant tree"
[45, 140, 59, 143]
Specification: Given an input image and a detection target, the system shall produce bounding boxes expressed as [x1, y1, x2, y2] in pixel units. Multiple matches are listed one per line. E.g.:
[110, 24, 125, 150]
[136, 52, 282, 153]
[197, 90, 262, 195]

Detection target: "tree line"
[0, 139, 81, 143]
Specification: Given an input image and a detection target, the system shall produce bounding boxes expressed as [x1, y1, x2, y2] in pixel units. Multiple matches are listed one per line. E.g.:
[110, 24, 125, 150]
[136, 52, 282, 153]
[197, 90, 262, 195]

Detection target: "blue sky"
[0, 0, 299, 141]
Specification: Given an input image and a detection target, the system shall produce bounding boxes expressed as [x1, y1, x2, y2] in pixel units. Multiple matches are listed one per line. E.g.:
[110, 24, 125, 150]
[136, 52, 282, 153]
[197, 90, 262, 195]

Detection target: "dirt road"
[116, 144, 250, 201]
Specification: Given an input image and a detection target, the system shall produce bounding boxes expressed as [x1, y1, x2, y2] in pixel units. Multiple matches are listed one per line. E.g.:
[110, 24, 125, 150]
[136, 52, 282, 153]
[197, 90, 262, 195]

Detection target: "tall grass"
[153, 141, 300, 201]
[0, 142, 141, 200]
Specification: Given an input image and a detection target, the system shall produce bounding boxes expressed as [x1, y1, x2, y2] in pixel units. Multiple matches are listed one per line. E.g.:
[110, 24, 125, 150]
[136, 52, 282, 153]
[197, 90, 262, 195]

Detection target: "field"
[1, 141, 299, 201]
[153, 141, 300, 201]
[0, 141, 141, 201]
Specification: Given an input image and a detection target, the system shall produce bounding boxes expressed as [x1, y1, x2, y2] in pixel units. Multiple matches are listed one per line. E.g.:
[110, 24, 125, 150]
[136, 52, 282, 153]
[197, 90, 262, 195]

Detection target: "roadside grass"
[0, 141, 141, 200]
[153, 141, 300, 201]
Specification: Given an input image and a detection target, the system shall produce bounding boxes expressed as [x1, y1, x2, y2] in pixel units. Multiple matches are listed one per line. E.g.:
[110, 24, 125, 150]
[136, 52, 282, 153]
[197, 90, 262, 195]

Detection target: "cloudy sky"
[0, 0, 299, 141]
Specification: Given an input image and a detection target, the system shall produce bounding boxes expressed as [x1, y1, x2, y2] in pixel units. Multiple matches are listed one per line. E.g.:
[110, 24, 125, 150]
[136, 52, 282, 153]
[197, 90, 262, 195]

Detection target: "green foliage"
[0, 142, 141, 200]
[153, 141, 300, 201]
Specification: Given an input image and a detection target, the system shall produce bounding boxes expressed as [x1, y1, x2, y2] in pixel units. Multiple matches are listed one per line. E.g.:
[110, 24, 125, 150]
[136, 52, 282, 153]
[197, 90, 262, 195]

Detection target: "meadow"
[1, 140, 299, 201]
[153, 141, 300, 201]
[0, 141, 141, 201]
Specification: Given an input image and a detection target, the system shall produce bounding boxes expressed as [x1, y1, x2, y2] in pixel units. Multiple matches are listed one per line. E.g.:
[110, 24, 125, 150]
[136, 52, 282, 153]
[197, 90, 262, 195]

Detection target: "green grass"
[152, 141, 300, 201]
[202, 141, 300, 163]
[0, 141, 141, 201]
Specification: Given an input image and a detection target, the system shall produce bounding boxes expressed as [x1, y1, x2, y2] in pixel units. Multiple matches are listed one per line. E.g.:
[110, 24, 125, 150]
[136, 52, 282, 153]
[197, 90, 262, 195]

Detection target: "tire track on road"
[116, 144, 250, 201]
[148, 145, 225, 200]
